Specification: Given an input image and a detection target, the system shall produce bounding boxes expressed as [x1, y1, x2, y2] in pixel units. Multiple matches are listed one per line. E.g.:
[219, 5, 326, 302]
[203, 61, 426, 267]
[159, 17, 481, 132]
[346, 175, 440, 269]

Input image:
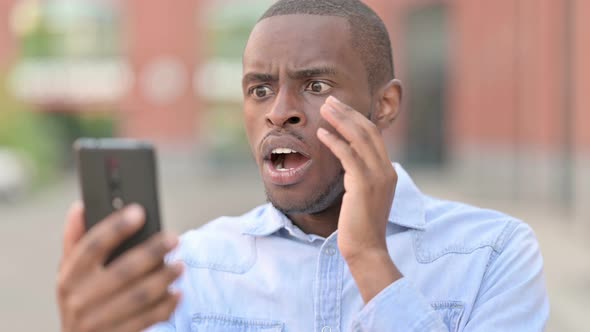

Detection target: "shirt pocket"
[431, 301, 465, 332]
[191, 313, 284, 332]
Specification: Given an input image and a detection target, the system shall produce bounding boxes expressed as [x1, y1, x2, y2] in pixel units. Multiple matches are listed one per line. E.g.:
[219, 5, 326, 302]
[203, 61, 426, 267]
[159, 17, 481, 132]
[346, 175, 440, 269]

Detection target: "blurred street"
[0, 155, 587, 332]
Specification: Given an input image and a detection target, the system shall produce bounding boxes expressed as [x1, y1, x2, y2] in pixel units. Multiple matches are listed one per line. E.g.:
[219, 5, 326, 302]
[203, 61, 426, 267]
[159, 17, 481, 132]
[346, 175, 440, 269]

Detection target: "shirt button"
[321, 326, 332, 332]
[325, 246, 337, 256]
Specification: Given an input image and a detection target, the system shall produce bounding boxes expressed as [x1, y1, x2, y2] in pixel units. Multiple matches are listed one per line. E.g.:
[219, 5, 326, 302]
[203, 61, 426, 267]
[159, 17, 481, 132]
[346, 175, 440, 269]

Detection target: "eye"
[305, 81, 332, 94]
[249, 86, 273, 99]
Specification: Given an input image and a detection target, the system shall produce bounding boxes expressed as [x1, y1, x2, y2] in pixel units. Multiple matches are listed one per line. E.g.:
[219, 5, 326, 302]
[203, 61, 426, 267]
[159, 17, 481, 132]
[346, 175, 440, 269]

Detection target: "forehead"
[243, 15, 364, 77]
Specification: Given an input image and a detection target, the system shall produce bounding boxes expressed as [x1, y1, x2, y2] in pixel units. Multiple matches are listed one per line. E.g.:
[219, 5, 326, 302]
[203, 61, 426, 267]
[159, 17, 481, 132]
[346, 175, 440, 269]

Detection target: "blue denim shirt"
[149, 164, 549, 331]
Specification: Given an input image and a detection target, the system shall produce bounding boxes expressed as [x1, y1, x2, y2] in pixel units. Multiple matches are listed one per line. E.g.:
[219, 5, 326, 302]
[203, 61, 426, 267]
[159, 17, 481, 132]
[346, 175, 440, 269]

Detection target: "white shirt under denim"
[148, 163, 549, 331]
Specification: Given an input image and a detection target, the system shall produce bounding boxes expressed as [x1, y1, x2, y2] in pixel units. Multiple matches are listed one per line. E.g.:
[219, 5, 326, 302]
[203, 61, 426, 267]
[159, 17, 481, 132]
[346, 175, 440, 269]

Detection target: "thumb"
[62, 201, 86, 260]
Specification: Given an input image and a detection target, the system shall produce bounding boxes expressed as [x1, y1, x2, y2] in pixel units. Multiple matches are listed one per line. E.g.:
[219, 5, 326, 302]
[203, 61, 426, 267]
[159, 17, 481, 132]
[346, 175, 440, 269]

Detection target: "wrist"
[343, 247, 392, 270]
[340, 242, 389, 265]
[343, 247, 403, 304]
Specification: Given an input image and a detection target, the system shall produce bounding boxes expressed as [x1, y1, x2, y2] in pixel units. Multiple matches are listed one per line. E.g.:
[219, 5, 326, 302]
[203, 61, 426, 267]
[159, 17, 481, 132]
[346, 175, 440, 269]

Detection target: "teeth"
[272, 148, 297, 155]
[277, 159, 287, 171]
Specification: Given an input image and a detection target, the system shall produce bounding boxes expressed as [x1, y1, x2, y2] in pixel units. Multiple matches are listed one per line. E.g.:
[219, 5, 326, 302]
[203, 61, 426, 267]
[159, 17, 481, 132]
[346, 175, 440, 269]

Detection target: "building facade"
[3, 0, 588, 222]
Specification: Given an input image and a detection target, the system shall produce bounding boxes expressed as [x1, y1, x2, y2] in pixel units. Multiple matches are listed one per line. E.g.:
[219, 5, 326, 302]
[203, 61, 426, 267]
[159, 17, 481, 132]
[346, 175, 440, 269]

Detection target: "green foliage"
[0, 70, 116, 185]
[207, 1, 274, 59]
[0, 82, 62, 184]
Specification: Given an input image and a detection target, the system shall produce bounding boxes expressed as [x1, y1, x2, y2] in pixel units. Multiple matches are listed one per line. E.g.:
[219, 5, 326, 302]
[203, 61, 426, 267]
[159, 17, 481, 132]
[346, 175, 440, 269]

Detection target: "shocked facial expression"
[242, 14, 374, 215]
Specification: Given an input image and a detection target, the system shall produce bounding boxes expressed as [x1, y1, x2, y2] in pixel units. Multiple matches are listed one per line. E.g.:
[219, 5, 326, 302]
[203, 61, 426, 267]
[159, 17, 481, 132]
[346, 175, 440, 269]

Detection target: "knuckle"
[366, 183, 377, 195]
[386, 169, 397, 183]
[86, 237, 104, 254]
[76, 319, 95, 332]
[146, 236, 169, 259]
[56, 274, 71, 298]
[334, 143, 347, 155]
[349, 147, 360, 159]
[357, 128, 371, 143]
[167, 264, 181, 278]
[112, 261, 134, 280]
[159, 297, 177, 319]
[66, 295, 85, 315]
[162, 266, 181, 284]
[154, 307, 170, 322]
[111, 216, 129, 233]
[140, 315, 158, 329]
[366, 120, 379, 133]
[130, 287, 150, 304]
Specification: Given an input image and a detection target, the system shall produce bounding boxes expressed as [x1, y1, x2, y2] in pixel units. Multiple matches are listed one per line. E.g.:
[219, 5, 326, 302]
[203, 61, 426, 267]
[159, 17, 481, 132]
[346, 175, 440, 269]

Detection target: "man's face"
[242, 14, 373, 215]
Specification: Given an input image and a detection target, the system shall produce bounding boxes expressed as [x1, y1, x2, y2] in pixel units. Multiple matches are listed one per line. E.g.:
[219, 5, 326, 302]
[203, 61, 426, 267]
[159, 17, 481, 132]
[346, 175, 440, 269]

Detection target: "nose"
[266, 89, 306, 128]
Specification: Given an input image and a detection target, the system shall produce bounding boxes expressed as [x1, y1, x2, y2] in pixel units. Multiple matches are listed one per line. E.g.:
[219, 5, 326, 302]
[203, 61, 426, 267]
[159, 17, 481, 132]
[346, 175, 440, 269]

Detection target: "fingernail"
[317, 127, 330, 136]
[124, 204, 144, 225]
[327, 95, 341, 105]
[323, 103, 338, 113]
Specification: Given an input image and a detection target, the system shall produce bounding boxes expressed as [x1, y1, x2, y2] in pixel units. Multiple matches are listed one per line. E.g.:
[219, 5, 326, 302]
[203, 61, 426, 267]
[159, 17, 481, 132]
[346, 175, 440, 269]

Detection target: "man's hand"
[317, 96, 402, 303]
[57, 202, 183, 332]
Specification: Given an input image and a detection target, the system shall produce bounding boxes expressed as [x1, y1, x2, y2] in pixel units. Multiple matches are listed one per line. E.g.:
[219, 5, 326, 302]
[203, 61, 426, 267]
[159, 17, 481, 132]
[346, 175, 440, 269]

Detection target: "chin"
[265, 172, 345, 215]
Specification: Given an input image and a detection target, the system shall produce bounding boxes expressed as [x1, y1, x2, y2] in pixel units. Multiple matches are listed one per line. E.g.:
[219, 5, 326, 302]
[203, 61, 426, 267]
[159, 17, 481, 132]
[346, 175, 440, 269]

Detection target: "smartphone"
[74, 138, 162, 264]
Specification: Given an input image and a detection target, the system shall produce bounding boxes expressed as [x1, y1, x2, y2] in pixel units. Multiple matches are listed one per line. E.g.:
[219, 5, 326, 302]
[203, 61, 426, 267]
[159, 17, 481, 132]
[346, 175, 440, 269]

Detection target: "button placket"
[325, 246, 337, 256]
[314, 236, 343, 332]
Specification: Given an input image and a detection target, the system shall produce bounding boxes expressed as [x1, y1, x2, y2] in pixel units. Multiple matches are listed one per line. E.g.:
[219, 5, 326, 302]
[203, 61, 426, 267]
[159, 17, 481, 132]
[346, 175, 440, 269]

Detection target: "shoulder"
[414, 195, 534, 263]
[166, 204, 269, 273]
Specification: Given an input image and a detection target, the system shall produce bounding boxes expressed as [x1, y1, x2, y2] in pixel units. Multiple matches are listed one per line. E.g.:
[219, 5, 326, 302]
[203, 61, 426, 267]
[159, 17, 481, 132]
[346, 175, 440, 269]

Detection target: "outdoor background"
[0, 0, 588, 331]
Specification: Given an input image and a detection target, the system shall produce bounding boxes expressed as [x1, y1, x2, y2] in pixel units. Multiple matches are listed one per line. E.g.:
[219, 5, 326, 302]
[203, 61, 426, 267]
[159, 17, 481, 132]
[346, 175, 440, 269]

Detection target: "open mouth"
[270, 148, 310, 171]
[263, 147, 313, 186]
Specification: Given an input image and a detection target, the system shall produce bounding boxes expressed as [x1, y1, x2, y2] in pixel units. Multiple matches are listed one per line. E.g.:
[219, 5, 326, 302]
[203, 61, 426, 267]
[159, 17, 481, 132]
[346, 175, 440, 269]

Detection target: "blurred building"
[2, 0, 588, 222]
[367, 0, 589, 224]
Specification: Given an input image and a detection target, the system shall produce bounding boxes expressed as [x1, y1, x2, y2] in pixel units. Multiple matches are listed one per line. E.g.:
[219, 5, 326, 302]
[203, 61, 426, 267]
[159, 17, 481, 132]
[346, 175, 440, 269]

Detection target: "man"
[56, 0, 549, 331]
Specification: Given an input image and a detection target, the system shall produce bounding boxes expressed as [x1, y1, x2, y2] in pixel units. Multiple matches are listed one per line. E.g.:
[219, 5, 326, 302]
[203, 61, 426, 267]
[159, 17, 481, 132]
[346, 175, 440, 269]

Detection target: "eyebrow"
[242, 73, 278, 86]
[288, 66, 338, 80]
[242, 66, 339, 86]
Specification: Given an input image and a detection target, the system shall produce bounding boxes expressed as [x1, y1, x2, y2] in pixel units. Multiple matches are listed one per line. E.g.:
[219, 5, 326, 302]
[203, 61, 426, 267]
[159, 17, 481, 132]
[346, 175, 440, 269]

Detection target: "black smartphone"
[74, 138, 162, 264]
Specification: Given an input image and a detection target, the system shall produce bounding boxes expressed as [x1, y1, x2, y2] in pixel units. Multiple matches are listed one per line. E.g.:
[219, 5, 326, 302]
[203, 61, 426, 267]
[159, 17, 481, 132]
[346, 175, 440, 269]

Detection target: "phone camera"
[112, 197, 124, 210]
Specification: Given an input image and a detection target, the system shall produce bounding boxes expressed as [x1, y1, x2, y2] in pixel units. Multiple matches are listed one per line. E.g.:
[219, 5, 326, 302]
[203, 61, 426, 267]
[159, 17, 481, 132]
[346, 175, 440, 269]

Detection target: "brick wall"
[119, 0, 204, 146]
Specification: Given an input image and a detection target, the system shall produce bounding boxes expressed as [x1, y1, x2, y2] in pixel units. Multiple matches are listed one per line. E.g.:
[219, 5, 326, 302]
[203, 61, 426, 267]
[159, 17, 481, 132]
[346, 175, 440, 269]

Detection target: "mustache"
[259, 129, 306, 147]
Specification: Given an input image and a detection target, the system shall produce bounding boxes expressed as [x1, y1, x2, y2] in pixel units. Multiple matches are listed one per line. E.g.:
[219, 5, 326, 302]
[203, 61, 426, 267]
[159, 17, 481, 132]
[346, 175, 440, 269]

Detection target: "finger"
[78, 263, 183, 332]
[57, 201, 86, 319]
[317, 127, 367, 175]
[320, 98, 386, 162]
[63, 201, 86, 260]
[110, 292, 181, 332]
[61, 204, 146, 284]
[71, 232, 179, 311]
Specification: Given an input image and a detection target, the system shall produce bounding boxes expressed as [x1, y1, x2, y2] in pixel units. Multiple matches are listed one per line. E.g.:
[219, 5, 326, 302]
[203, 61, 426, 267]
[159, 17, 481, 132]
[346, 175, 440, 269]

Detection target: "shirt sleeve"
[144, 321, 176, 332]
[351, 277, 449, 331]
[463, 222, 549, 331]
[143, 248, 185, 332]
[351, 222, 549, 332]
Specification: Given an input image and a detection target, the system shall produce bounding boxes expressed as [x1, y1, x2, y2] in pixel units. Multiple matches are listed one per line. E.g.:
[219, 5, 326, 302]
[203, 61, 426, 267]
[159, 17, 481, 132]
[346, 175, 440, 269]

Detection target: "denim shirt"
[148, 164, 549, 331]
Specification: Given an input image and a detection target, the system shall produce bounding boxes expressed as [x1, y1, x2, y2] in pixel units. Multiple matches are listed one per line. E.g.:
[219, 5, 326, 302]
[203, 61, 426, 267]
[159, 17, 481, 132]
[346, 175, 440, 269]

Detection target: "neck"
[287, 198, 342, 238]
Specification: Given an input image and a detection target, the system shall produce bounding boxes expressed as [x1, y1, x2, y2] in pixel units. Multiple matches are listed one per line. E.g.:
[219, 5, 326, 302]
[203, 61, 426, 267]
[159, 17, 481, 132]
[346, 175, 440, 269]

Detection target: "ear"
[372, 79, 402, 131]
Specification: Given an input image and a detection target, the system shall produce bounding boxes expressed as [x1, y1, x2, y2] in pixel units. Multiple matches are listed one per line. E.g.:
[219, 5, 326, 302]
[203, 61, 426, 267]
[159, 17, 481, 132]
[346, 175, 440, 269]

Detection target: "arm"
[318, 96, 548, 331]
[348, 223, 549, 331]
[463, 223, 549, 331]
[318, 95, 450, 331]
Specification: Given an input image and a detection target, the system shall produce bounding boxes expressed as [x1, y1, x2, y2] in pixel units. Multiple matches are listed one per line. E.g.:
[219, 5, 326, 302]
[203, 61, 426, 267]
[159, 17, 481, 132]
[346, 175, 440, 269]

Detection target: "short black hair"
[259, 0, 394, 92]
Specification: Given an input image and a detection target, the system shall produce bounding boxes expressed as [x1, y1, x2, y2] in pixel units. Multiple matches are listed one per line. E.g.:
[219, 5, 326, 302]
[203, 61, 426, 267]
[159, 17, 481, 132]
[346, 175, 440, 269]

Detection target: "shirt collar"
[388, 163, 426, 230]
[242, 163, 426, 237]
